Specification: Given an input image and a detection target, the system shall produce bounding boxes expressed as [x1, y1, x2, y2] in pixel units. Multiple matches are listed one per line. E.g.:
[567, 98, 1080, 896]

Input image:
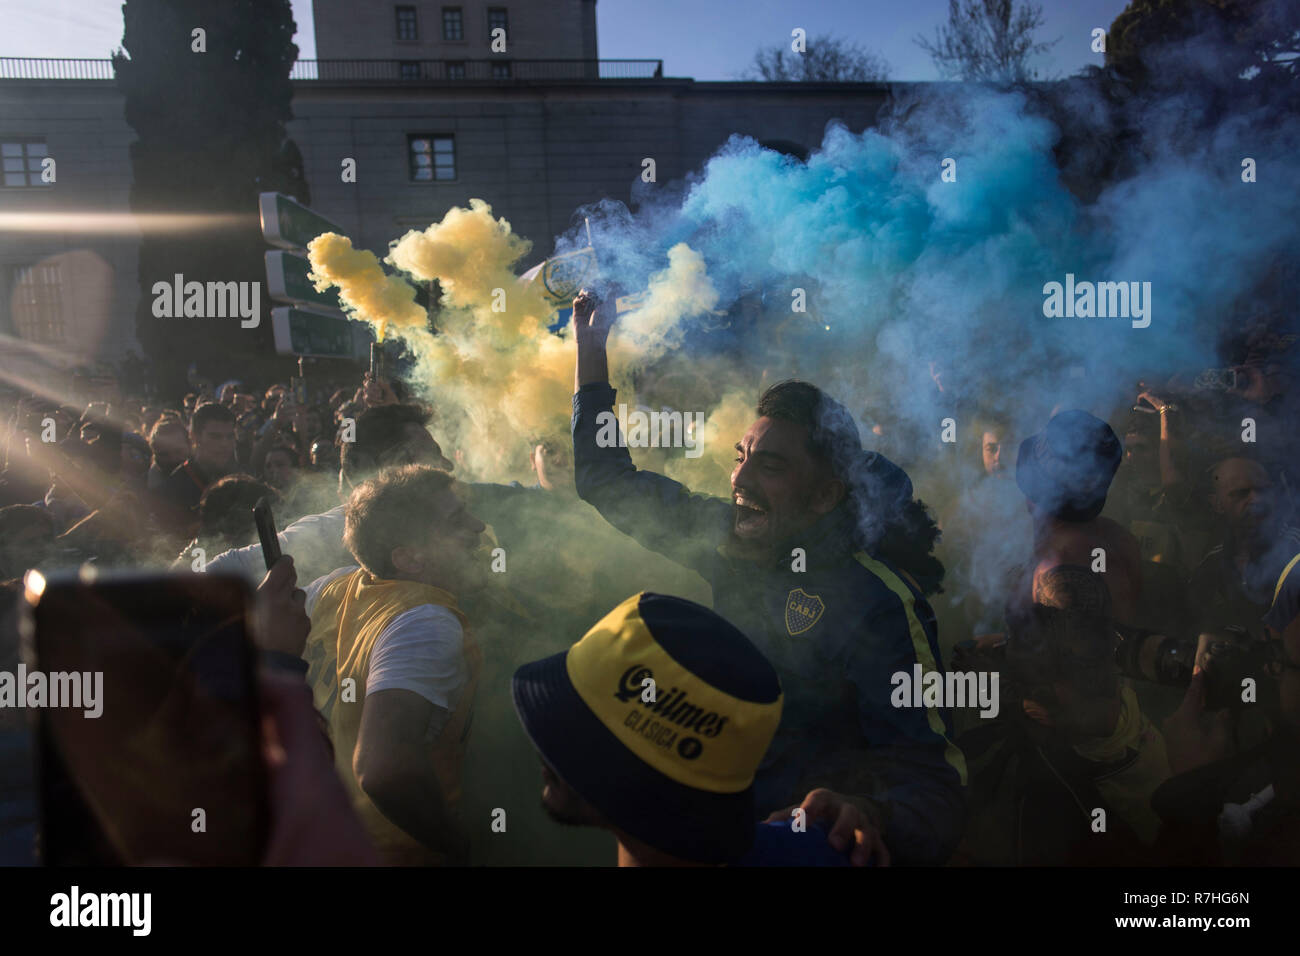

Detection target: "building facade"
[313, 0, 598, 66]
[0, 0, 890, 389]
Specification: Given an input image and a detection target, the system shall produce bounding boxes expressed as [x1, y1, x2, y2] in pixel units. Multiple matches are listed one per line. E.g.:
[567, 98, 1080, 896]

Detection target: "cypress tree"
[113, 0, 308, 393]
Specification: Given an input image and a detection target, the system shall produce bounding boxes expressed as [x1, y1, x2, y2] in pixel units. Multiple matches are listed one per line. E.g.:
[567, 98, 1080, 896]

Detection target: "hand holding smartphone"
[254, 497, 282, 571]
[24, 571, 269, 865]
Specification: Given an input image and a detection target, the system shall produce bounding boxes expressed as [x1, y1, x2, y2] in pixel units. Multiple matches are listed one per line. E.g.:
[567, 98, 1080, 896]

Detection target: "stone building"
[0, 1, 890, 386]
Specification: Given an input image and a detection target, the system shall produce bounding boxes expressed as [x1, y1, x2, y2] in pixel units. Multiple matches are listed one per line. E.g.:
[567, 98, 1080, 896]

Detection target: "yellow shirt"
[1073, 686, 1170, 844]
[304, 568, 481, 864]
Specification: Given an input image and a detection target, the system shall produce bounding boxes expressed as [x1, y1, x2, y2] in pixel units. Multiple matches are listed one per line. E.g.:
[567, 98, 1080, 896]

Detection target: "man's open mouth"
[732, 495, 769, 539]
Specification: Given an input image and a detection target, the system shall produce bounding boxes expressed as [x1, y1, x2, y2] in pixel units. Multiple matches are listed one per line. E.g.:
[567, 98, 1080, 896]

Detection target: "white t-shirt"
[305, 566, 468, 711]
[207, 505, 351, 585]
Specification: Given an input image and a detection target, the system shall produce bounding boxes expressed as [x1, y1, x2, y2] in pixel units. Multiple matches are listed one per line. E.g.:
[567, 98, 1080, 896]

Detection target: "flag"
[520, 246, 597, 308]
[519, 240, 659, 333]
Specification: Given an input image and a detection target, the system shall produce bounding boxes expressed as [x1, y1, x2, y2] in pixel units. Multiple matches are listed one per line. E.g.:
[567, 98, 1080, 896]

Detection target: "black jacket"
[573, 382, 967, 864]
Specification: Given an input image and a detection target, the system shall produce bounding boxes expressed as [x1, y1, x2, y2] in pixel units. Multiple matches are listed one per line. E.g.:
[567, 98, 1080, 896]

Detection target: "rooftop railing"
[0, 57, 664, 82]
[0, 58, 115, 80]
[290, 58, 664, 80]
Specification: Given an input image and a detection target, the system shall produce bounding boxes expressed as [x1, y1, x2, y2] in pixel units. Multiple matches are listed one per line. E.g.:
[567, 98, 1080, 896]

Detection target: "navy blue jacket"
[573, 382, 967, 865]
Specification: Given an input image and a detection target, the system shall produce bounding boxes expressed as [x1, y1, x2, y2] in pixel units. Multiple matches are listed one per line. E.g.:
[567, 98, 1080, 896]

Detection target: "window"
[446, 62, 465, 80]
[12, 263, 65, 343]
[490, 61, 512, 80]
[395, 5, 418, 41]
[399, 60, 421, 80]
[488, 7, 508, 35]
[441, 7, 463, 41]
[408, 134, 456, 182]
[3, 140, 49, 188]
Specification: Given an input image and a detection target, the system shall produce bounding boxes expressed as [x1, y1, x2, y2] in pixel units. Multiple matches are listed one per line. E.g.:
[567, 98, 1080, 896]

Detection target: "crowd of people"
[0, 370, 410, 576]
[0, 295, 1297, 867]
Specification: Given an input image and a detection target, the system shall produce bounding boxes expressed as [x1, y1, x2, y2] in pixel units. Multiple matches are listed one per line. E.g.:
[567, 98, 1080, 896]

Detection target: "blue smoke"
[559, 75, 1297, 466]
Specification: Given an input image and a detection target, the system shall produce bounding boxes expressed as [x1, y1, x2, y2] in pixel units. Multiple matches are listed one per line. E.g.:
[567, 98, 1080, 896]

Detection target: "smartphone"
[370, 342, 384, 383]
[253, 497, 282, 571]
[23, 570, 268, 866]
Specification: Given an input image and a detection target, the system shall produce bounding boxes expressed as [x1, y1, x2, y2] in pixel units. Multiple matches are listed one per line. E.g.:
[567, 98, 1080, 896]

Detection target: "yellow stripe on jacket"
[853, 552, 969, 786]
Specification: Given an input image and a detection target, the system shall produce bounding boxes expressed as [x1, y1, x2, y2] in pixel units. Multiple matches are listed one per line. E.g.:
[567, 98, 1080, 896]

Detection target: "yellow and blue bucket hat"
[512, 592, 784, 863]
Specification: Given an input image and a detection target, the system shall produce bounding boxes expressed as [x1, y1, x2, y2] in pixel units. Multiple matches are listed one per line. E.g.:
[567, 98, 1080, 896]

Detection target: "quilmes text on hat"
[512, 592, 783, 863]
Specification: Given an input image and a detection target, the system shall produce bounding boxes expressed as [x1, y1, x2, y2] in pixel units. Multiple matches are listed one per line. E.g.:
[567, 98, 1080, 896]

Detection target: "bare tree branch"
[915, 0, 1060, 82]
[742, 34, 891, 82]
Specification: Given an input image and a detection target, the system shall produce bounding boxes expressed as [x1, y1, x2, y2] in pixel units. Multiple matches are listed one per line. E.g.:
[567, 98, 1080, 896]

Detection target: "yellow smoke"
[306, 233, 425, 343]
[662, 389, 754, 496]
[614, 243, 719, 359]
[387, 199, 554, 343]
[307, 199, 734, 484]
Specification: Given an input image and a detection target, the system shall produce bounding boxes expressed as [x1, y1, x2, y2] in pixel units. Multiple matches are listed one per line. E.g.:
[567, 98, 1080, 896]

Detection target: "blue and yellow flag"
[520, 246, 596, 332]
[520, 241, 652, 332]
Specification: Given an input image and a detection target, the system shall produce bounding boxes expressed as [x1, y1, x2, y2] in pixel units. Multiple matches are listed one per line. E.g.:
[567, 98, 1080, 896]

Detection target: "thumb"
[1181, 668, 1209, 715]
[762, 805, 798, 824]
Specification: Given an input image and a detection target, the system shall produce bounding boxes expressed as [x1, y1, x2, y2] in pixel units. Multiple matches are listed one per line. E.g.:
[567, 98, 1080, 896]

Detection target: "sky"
[4, 0, 1134, 81]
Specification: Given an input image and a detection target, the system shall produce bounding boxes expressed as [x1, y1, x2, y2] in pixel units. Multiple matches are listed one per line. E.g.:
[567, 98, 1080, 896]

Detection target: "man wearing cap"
[570, 292, 966, 866]
[1013, 409, 1143, 628]
[513, 591, 875, 865]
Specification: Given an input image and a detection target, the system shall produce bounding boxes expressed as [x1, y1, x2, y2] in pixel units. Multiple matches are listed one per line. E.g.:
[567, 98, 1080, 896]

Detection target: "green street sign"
[265, 250, 344, 310]
[270, 306, 371, 359]
[259, 192, 343, 251]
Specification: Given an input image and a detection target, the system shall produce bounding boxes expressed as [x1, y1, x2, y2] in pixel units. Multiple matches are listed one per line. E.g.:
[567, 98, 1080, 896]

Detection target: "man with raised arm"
[569, 290, 967, 865]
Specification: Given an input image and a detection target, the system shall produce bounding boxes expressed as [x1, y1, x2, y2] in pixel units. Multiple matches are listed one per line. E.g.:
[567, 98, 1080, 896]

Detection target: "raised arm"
[571, 290, 730, 574]
[573, 289, 612, 390]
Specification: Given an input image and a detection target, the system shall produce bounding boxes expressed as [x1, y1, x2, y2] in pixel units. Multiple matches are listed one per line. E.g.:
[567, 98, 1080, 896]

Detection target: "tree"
[915, 0, 1060, 83]
[1108, 0, 1300, 86]
[113, 0, 308, 394]
[744, 35, 890, 82]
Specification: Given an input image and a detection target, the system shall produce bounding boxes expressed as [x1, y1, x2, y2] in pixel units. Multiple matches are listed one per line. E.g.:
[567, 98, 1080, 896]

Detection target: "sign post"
[259, 192, 344, 251]
[270, 306, 373, 359]
[259, 192, 370, 359]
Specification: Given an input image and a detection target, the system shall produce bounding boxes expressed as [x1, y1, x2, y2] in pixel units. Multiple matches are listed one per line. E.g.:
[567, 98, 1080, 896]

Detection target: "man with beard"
[1189, 456, 1300, 638]
[568, 290, 965, 866]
